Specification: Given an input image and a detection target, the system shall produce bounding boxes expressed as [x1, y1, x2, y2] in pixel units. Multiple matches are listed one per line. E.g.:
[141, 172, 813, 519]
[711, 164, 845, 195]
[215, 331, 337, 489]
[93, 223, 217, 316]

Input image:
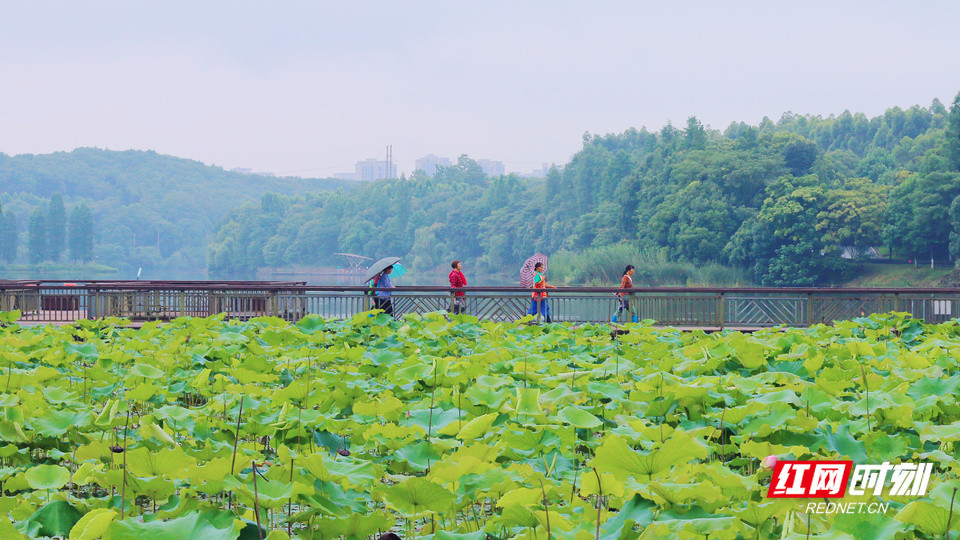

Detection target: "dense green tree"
[46, 193, 67, 261]
[947, 92, 960, 171]
[1, 148, 353, 274]
[727, 177, 853, 285]
[205, 96, 959, 283]
[685, 116, 707, 151]
[68, 204, 95, 262]
[28, 207, 47, 263]
[950, 195, 960, 262]
[882, 171, 960, 262]
[817, 178, 888, 252]
[0, 210, 18, 262]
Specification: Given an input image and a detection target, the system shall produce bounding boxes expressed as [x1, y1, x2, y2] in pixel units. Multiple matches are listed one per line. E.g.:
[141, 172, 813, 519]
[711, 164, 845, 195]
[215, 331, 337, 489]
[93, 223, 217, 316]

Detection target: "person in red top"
[449, 260, 467, 314]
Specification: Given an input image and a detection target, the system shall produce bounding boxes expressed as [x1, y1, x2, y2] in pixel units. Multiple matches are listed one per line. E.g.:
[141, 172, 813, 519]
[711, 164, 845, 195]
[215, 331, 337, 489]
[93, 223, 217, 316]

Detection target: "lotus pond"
[1, 309, 959, 539]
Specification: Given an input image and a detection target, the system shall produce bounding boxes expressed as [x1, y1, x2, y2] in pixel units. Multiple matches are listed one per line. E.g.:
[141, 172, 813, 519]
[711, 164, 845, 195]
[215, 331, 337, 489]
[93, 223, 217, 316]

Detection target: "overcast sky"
[2, 2, 959, 177]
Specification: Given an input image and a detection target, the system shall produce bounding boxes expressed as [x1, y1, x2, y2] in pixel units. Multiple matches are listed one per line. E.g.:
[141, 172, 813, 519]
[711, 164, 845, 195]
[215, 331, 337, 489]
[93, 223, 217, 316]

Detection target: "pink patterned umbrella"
[519, 253, 548, 288]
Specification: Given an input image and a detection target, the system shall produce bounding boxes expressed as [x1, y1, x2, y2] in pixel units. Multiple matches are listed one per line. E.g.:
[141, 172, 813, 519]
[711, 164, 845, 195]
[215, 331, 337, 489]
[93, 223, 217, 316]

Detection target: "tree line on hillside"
[0, 148, 353, 275]
[208, 94, 960, 286]
[0, 195, 95, 264]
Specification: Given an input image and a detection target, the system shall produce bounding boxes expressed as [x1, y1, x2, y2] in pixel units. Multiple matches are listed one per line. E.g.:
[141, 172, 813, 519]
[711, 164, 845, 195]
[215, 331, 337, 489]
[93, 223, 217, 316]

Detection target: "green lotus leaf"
[69, 508, 117, 540]
[66, 341, 98, 359]
[29, 409, 90, 437]
[593, 432, 708, 480]
[294, 315, 327, 334]
[407, 407, 462, 434]
[832, 511, 910, 540]
[644, 480, 725, 507]
[394, 440, 442, 471]
[451, 412, 498, 441]
[732, 500, 793, 528]
[129, 363, 165, 379]
[72, 462, 104, 486]
[641, 516, 741, 540]
[0, 420, 28, 443]
[539, 385, 580, 407]
[496, 487, 542, 509]
[312, 510, 393, 540]
[136, 476, 177, 501]
[126, 446, 197, 478]
[0, 310, 22, 325]
[235, 478, 302, 510]
[598, 493, 656, 539]
[377, 477, 455, 515]
[491, 504, 538, 528]
[25, 464, 71, 490]
[394, 361, 434, 384]
[515, 388, 543, 416]
[895, 500, 959, 536]
[27, 500, 82, 538]
[140, 421, 177, 446]
[0, 516, 28, 540]
[727, 335, 773, 370]
[819, 424, 868, 462]
[463, 384, 510, 408]
[41, 387, 80, 405]
[556, 406, 603, 428]
[153, 405, 194, 424]
[579, 470, 626, 499]
[919, 422, 960, 443]
[419, 531, 486, 540]
[104, 510, 241, 540]
[311, 456, 378, 488]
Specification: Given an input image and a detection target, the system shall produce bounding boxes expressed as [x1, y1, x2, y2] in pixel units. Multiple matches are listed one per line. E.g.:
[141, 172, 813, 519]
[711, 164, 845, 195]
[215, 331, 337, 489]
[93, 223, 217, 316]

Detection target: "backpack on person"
[366, 274, 380, 297]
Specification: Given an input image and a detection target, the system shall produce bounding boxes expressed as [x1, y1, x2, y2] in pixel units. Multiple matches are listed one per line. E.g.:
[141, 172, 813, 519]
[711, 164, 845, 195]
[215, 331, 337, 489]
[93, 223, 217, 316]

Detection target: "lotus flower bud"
[761, 455, 778, 469]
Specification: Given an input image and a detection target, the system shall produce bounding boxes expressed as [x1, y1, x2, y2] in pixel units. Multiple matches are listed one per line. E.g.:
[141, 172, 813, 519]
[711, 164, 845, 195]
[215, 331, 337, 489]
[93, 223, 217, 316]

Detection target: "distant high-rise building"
[415, 154, 452, 177]
[522, 163, 554, 178]
[354, 158, 397, 182]
[477, 159, 505, 177]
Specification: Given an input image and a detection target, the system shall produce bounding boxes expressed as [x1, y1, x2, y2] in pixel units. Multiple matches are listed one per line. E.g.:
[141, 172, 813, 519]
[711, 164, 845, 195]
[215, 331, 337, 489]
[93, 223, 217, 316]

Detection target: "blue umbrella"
[364, 257, 401, 282]
[391, 263, 407, 279]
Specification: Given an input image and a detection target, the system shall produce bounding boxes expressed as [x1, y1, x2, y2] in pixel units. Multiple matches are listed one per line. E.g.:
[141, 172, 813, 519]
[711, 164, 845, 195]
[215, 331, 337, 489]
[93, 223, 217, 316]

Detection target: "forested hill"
[0, 148, 354, 276]
[209, 94, 960, 286]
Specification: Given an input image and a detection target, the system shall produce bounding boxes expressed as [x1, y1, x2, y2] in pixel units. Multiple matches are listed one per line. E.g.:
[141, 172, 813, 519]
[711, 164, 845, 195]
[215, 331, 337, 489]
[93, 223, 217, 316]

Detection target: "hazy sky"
[2, 2, 959, 177]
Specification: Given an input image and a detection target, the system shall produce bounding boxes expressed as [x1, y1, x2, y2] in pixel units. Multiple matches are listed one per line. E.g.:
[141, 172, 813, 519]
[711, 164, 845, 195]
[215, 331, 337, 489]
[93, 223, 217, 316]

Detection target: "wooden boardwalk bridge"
[1, 280, 957, 329]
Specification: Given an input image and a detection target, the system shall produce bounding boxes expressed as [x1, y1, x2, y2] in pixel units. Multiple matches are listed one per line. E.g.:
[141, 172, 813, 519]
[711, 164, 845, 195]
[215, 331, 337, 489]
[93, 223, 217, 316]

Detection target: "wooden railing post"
[717, 291, 725, 330]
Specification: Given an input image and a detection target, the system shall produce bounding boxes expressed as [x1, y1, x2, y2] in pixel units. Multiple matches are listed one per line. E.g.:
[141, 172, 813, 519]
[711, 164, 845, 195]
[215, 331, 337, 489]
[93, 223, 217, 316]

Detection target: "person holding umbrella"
[372, 266, 395, 316]
[527, 261, 556, 322]
[365, 256, 403, 317]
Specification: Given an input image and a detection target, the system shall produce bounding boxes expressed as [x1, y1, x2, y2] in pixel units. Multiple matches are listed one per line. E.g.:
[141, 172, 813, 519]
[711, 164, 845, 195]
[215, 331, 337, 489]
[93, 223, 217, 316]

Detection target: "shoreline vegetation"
[0, 262, 118, 280]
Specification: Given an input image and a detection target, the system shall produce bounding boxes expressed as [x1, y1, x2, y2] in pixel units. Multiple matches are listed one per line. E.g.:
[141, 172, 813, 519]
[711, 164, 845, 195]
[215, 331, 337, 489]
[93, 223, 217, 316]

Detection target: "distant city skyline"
[2, 2, 959, 180]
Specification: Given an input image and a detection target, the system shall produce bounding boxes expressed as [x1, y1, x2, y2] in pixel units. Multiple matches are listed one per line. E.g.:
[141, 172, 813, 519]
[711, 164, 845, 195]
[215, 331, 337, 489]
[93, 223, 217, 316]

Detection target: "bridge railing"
[1, 281, 958, 328]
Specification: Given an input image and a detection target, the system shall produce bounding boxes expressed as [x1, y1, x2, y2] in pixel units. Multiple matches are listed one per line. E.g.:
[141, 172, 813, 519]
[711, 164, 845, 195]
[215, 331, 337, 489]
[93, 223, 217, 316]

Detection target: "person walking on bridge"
[527, 262, 556, 322]
[448, 260, 467, 314]
[616, 264, 635, 322]
[372, 265, 395, 316]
